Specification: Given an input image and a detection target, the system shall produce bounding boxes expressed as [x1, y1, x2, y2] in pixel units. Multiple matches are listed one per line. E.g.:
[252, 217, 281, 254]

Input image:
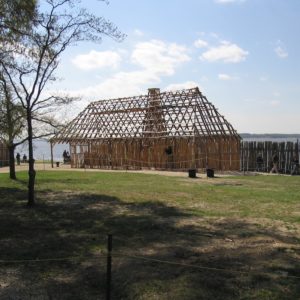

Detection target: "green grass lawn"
[0, 170, 299, 299]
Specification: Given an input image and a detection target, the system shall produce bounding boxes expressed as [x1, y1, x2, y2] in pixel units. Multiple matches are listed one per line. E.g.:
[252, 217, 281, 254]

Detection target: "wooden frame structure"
[52, 87, 241, 170]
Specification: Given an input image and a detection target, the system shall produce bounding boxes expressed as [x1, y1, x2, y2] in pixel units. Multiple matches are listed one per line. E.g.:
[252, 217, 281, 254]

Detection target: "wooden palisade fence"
[67, 136, 240, 171]
[241, 140, 299, 174]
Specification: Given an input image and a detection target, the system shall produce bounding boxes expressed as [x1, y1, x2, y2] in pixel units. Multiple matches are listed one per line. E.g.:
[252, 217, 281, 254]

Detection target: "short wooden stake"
[106, 234, 112, 300]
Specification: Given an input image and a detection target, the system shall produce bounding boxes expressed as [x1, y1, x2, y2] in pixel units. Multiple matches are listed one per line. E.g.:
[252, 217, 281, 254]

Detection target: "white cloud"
[131, 40, 191, 76]
[274, 46, 288, 58]
[72, 50, 121, 70]
[259, 76, 268, 82]
[67, 40, 191, 110]
[70, 70, 157, 100]
[218, 73, 238, 80]
[194, 39, 208, 48]
[270, 100, 280, 107]
[165, 81, 201, 91]
[133, 29, 144, 37]
[196, 31, 206, 36]
[210, 32, 220, 39]
[200, 41, 248, 63]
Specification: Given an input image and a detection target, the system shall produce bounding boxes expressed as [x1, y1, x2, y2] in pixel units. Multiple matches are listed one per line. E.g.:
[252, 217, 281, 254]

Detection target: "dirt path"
[0, 163, 276, 178]
[0, 163, 186, 176]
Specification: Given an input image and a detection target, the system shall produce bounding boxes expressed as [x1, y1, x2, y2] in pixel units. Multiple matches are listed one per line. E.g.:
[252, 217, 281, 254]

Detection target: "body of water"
[16, 140, 69, 162]
[242, 137, 299, 143]
[14, 137, 299, 163]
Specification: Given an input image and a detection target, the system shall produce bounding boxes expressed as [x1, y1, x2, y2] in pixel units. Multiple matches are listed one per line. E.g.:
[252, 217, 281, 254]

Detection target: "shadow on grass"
[0, 187, 299, 299]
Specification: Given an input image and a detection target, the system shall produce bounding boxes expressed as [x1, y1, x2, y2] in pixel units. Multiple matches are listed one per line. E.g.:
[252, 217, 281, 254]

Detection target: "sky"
[51, 0, 300, 134]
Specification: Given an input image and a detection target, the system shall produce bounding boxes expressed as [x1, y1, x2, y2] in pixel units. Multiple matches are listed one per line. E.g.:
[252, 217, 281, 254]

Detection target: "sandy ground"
[0, 163, 248, 178]
[0, 162, 184, 176]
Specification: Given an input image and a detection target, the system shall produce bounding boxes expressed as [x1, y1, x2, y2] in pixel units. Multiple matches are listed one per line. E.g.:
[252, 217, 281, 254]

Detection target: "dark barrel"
[188, 168, 197, 178]
[206, 168, 214, 178]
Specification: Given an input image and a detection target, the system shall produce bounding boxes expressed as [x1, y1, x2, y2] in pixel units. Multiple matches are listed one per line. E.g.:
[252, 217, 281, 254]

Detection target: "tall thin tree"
[0, 77, 26, 179]
[0, 0, 37, 179]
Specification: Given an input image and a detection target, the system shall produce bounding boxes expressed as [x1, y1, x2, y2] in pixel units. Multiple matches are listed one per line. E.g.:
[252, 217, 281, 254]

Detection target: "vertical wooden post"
[246, 143, 249, 172]
[69, 143, 72, 168]
[229, 143, 232, 170]
[297, 139, 300, 168]
[266, 143, 269, 173]
[50, 141, 54, 168]
[242, 142, 245, 175]
[106, 234, 112, 300]
[125, 140, 128, 170]
[284, 142, 287, 174]
[88, 142, 91, 169]
[192, 137, 196, 169]
[241, 141, 243, 173]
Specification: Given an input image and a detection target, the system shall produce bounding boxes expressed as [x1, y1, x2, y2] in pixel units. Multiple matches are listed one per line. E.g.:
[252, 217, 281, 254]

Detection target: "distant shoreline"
[240, 133, 300, 139]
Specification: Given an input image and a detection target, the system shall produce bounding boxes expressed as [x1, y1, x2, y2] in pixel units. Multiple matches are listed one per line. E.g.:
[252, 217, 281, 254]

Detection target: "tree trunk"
[3, 84, 17, 180]
[27, 111, 36, 207]
[8, 144, 16, 180]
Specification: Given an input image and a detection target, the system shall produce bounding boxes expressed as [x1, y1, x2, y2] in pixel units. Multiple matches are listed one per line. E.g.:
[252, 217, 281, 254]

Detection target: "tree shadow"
[0, 187, 299, 299]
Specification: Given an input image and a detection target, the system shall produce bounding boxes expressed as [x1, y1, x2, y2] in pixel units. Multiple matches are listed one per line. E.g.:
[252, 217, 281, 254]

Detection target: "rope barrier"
[112, 252, 300, 280]
[0, 254, 107, 264]
[1, 251, 299, 280]
[82, 155, 242, 165]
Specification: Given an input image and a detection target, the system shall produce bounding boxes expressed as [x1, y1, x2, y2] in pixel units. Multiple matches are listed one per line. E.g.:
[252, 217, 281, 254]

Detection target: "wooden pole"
[297, 139, 299, 164]
[284, 142, 287, 174]
[50, 141, 54, 168]
[106, 234, 112, 300]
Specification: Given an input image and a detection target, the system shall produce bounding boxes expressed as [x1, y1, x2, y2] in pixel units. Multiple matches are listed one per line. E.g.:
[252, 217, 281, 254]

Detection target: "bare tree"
[0, 78, 27, 179]
[0, 0, 37, 179]
[0, 74, 63, 180]
[0, 0, 125, 206]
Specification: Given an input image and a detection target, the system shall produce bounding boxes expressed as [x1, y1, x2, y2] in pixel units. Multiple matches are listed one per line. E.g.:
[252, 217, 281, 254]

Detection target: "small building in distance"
[52, 87, 241, 171]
